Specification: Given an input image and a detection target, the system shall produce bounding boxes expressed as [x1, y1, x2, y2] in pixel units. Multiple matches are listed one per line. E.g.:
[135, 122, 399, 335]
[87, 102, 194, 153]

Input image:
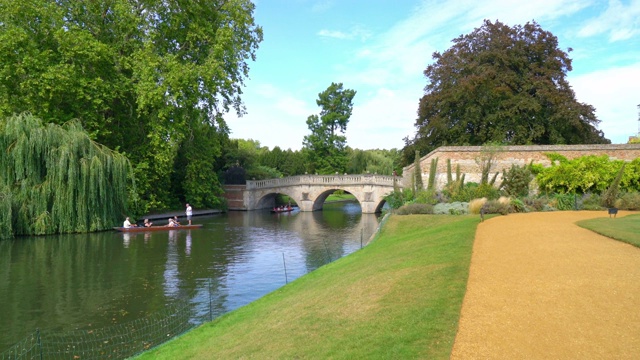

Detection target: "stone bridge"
[224, 174, 402, 214]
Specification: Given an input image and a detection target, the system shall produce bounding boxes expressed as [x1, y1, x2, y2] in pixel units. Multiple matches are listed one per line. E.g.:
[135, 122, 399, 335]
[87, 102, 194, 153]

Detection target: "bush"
[581, 193, 602, 210]
[385, 190, 405, 209]
[433, 202, 469, 215]
[395, 203, 434, 215]
[446, 182, 499, 202]
[617, 192, 640, 210]
[510, 198, 526, 213]
[553, 193, 577, 210]
[500, 164, 533, 197]
[475, 183, 501, 200]
[481, 200, 510, 215]
[415, 189, 438, 205]
[523, 196, 547, 212]
[468, 198, 487, 214]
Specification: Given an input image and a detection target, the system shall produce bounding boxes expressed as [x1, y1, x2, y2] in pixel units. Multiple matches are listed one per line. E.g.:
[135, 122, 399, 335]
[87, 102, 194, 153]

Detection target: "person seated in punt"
[143, 219, 153, 227]
[123, 217, 136, 228]
[167, 218, 179, 227]
[173, 216, 181, 226]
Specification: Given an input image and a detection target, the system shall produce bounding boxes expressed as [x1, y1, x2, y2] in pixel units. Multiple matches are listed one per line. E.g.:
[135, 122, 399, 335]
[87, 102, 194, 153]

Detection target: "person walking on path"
[185, 203, 193, 225]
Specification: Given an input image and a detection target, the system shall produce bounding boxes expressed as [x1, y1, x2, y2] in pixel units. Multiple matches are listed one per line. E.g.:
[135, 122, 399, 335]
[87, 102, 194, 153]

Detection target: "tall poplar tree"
[303, 83, 356, 174]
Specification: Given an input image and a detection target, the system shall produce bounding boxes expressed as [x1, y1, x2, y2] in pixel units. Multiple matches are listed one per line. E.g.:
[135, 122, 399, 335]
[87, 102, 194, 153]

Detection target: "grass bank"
[136, 215, 480, 359]
[324, 193, 356, 203]
[577, 213, 640, 248]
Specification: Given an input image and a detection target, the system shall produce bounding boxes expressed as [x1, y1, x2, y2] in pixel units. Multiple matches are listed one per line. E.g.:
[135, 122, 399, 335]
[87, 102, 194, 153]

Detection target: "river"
[0, 201, 381, 352]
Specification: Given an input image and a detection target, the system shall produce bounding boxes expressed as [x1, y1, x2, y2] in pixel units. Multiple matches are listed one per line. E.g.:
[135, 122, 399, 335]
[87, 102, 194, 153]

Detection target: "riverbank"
[136, 214, 479, 359]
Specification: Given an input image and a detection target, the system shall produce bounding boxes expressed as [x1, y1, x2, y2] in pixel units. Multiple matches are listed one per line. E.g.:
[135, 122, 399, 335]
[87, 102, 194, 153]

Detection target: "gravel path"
[451, 211, 640, 359]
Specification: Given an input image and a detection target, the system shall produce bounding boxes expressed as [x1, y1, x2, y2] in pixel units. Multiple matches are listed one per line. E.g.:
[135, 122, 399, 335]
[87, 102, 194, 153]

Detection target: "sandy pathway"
[451, 211, 640, 359]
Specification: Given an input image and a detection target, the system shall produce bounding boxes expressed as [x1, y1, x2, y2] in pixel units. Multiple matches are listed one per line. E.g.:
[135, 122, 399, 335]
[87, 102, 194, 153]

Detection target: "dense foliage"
[0, 0, 263, 212]
[403, 20, 609, 166]
[303, 83, 356, 174]
[536, 155, 640, 194]
[346, 148, 401, 175]
[0, 114, 132, 238]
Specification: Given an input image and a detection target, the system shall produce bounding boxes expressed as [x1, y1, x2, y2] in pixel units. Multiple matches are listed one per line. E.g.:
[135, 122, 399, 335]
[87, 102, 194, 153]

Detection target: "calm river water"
[0, 201, 381, 352]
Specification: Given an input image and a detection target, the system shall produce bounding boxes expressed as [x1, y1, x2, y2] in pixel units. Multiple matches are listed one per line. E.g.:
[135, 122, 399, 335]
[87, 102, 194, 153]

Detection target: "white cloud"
[346, 88, 419, 150]
[311, 0, 334, 13]
[317, 26, 372, 41]
[570, 63, 640, 143]
[318, 29, 350, 39]
[577, 0, 640, 41]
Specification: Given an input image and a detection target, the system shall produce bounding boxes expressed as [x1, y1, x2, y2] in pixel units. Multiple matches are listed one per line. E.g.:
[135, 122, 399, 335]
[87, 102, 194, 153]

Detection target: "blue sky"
[226, 0, 640, 150]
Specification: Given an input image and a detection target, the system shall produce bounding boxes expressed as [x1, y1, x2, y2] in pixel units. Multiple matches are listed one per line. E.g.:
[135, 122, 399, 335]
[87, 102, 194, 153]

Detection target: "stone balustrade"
[246, 174, 400, 190]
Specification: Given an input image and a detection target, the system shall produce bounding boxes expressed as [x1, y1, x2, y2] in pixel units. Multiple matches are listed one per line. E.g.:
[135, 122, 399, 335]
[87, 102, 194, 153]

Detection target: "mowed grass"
[135, 215, 480, 359]
[577, 213, 640, 248]
[325, 193, 356, 202]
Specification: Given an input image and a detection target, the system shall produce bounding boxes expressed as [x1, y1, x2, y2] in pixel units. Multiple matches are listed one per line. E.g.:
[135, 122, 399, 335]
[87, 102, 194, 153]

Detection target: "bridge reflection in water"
[239, 174, 403, 213]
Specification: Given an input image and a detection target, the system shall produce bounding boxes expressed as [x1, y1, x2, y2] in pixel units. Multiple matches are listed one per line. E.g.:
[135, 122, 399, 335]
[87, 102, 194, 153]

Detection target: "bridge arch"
[252, 190, 302, 210]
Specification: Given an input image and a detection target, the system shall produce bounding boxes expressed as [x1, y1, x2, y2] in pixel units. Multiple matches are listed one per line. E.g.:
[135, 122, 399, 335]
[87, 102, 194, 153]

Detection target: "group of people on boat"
[123, 217, 153, 228]
[123, 203, 193, 228]
[272, 205, 293, 212]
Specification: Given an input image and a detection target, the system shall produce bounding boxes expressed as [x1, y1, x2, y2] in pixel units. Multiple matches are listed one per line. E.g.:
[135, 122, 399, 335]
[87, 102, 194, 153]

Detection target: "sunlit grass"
[135, 215, 479, 359]
[325, 193, 356, 202]
[577, 213, 640, 248]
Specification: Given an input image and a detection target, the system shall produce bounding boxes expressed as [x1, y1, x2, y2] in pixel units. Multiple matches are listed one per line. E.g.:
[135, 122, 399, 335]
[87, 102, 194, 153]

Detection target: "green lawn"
[577, 213, 640, 248]
[324, 193, 356, 202]
[135, 215, 480, 359]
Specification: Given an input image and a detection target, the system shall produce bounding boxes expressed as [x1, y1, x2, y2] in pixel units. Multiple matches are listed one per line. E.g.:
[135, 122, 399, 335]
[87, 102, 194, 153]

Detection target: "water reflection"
[0, 201, 379, 352]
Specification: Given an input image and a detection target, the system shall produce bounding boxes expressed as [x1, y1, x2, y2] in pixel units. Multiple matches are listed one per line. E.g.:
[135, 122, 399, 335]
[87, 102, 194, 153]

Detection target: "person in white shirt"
[186, 203, 193, 225]
[123, 217, 133, 228]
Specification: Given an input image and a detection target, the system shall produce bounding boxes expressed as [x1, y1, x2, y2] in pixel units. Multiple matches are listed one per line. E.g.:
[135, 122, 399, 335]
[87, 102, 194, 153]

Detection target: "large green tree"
[0, 0, 262, 212]
[404, 20, 609, 165]
[303, 82, 356, 174]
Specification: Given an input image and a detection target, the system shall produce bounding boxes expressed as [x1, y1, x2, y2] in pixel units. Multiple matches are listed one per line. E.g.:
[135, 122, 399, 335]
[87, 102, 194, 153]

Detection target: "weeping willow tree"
[0, 113, 133, 238]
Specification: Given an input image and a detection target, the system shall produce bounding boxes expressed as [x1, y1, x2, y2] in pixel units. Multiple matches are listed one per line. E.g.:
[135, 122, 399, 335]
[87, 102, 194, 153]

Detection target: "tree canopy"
[403, 20, 609, 164]
[0, 0, 263, 212]
[303, 82, 356, 174]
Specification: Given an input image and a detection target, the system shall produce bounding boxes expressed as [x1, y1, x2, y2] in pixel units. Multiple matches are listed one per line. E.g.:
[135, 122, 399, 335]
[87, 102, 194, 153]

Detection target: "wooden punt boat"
[113, 224, 203, 232]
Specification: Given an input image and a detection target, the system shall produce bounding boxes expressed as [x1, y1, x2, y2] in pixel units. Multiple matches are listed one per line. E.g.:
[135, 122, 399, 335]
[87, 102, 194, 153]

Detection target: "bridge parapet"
[246, 174, 402, 190]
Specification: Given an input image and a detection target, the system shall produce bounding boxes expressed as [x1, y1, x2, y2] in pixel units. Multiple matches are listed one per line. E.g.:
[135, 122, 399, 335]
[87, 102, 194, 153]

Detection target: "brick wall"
[402, 144, 640, 190]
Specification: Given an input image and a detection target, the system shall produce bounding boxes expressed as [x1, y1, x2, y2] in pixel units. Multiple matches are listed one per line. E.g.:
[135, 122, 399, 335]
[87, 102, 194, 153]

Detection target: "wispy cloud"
[577, 0, 640, 41]
[311, 0, 334, 13]
[317, 25, 372, 41]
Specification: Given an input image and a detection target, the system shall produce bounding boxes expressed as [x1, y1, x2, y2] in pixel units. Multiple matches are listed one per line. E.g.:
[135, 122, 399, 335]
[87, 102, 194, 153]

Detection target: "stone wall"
[222, 184, 247, 210]
[402, 144, 640, 190]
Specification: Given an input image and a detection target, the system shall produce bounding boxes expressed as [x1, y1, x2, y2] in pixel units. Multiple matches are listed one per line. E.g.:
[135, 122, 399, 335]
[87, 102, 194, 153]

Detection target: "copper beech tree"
[404, 20, 609, 164]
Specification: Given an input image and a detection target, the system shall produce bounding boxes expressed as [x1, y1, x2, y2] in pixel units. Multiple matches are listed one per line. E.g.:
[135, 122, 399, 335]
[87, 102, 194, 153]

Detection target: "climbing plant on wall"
[0, 113, 133, 238]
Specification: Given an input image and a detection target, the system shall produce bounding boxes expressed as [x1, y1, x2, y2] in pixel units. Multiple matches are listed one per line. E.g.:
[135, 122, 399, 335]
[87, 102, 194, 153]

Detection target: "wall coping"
[403, 144, 640, 173]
